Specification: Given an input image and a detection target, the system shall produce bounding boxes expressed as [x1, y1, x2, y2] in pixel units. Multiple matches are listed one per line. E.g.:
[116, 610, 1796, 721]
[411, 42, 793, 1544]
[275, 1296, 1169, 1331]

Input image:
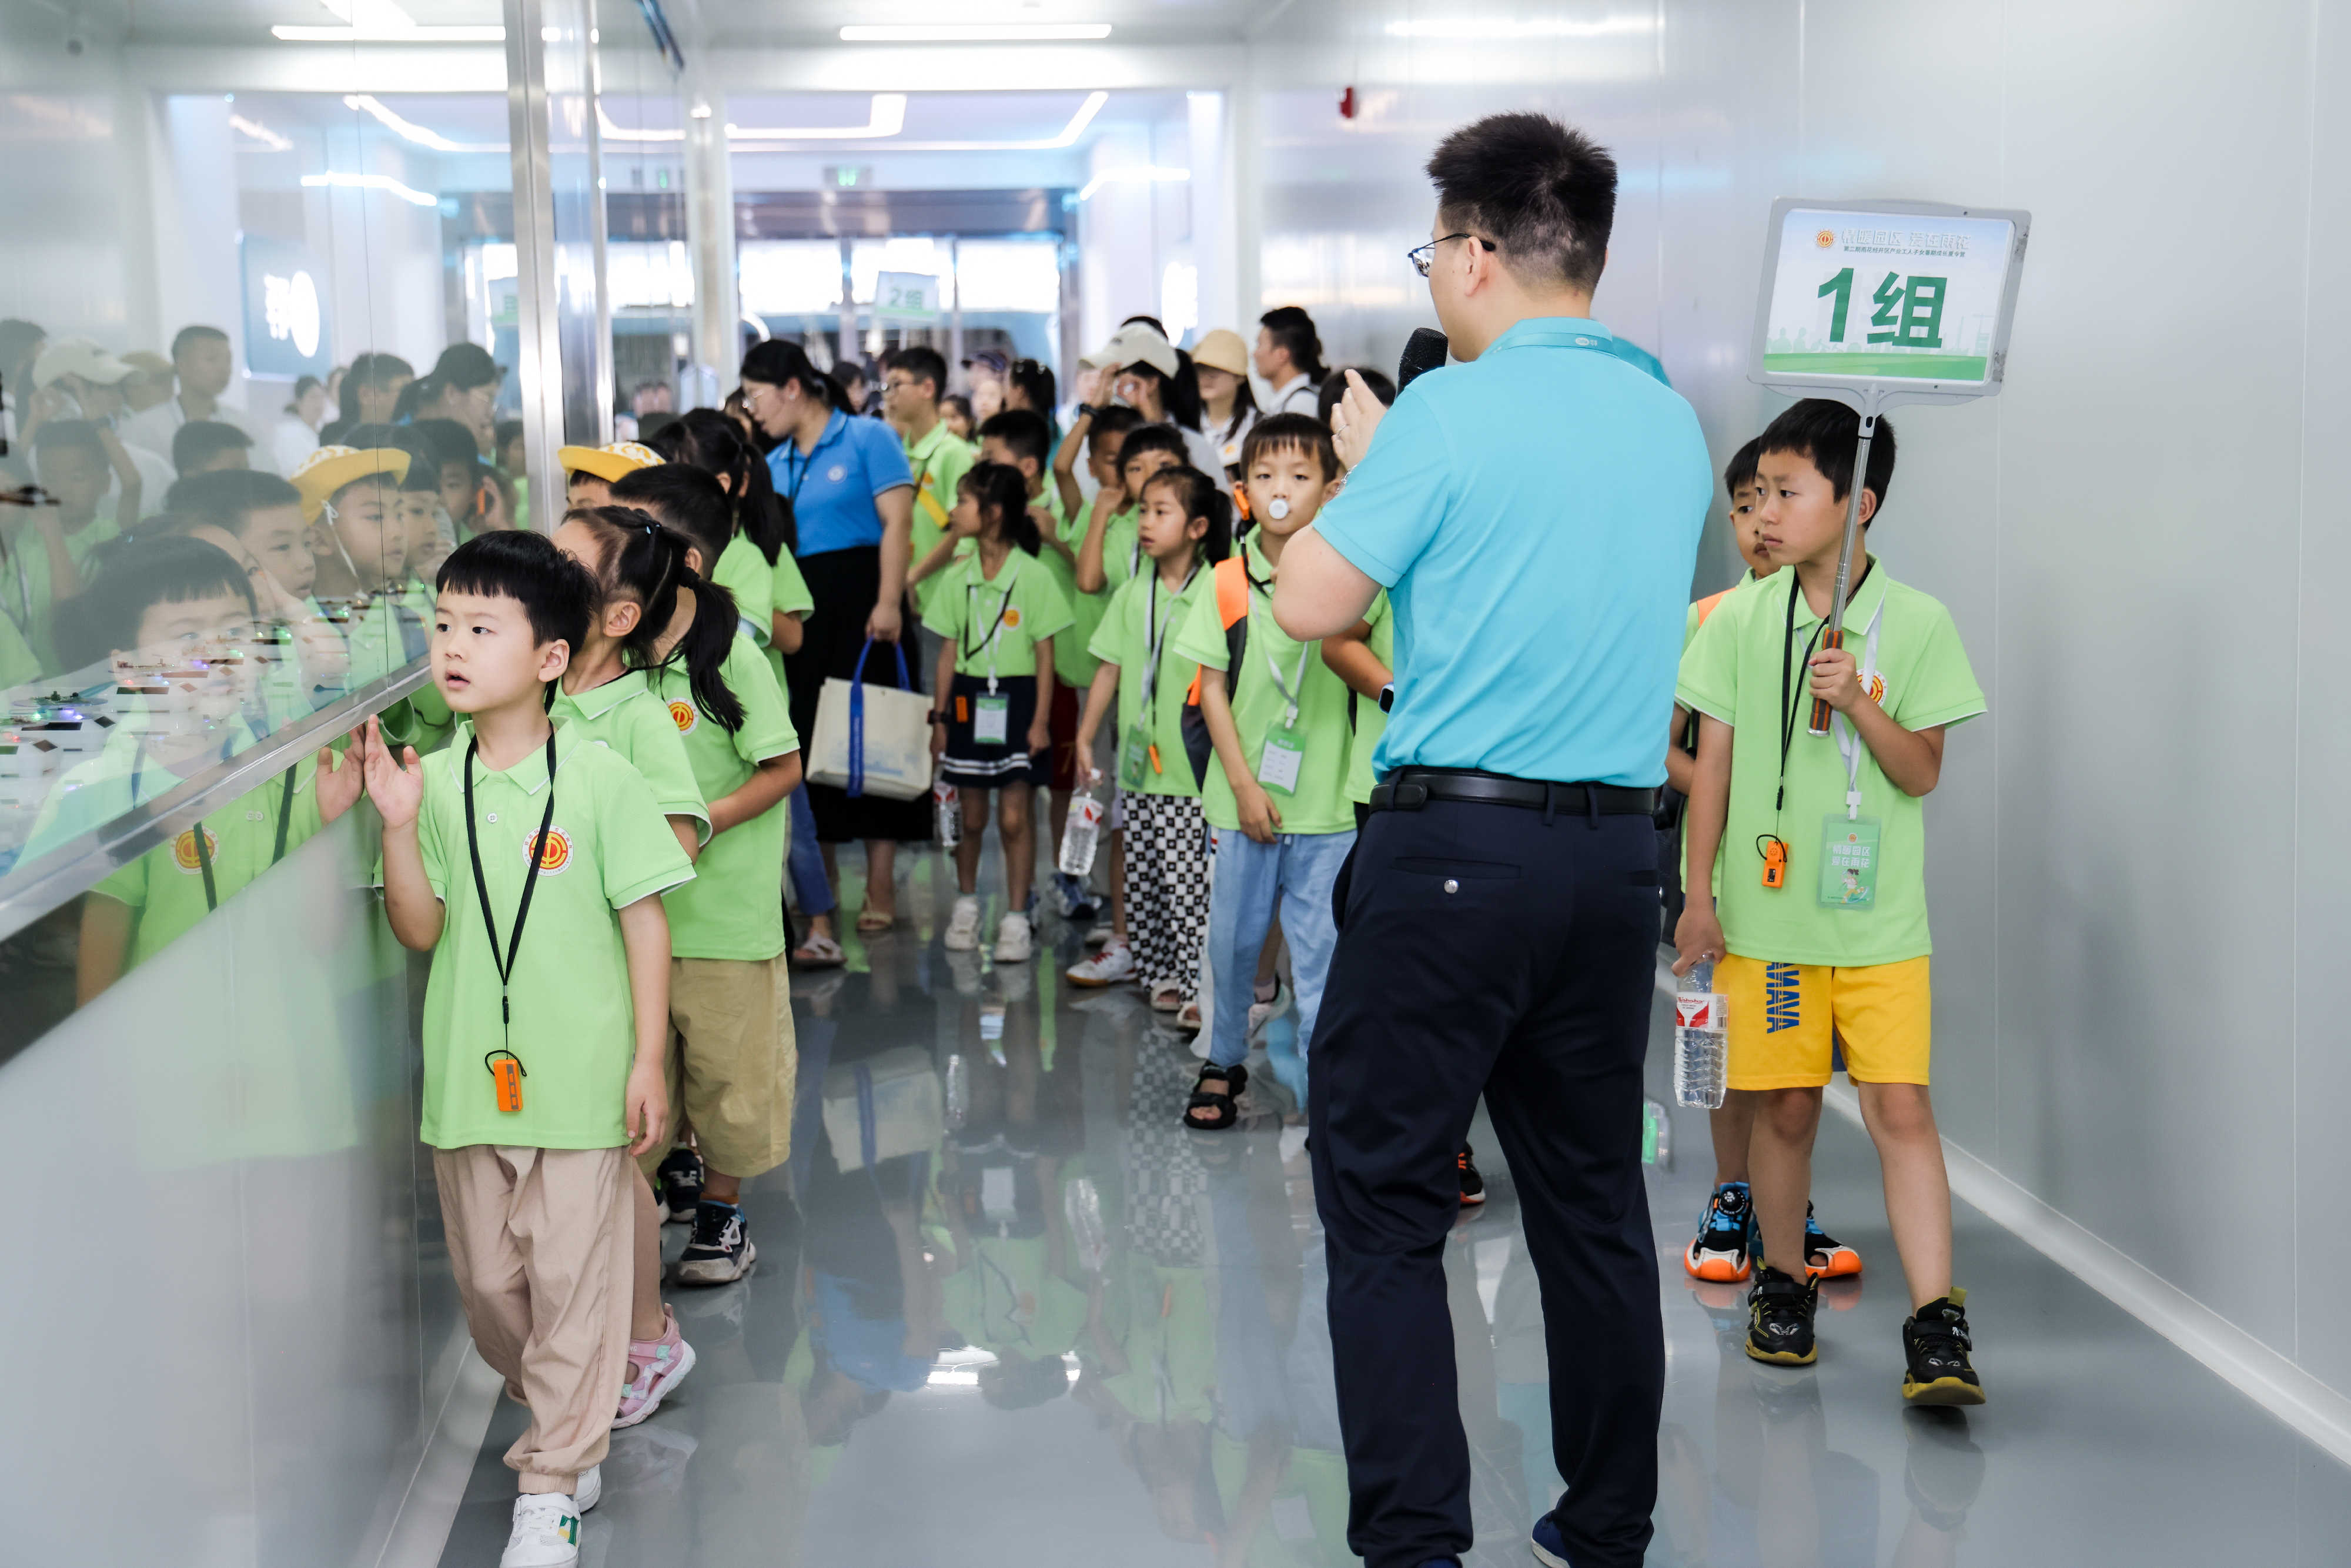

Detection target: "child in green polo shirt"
[600, 466, 805, 1322]
[887, 346, 977, 626]
[1073, 464, 1227, 1019]
[1674, 399, 1988, 1404]
[291, 443, 417, 693]
[1174, 414, 1353, 1130]
[366, 529, 694, 1566]
[927, 463, 1073, 964]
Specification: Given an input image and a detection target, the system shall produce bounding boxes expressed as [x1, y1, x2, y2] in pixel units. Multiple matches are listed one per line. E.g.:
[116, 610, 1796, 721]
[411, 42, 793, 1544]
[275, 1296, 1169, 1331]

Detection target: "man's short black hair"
[410, 417, 482, 480]
[1724, 437, 1763, 500]
[1315, 367, 1394, 428]
[436, 529, 594, 656]
[1756, 399, 1897, 513]
[342, 422, 441, 493]
[170, 419, 252, 476]
[169, 324, 229, 360]
[976, 408, 1051, 470]
[32, 419, 104, 462]
[1425, 112, 1616, 292]
[1086, 404, 1142, 449]
[884, 345, 947, 399]
[1117, 423, 1190, 472]
[59, 534, 256, 668]
[165, 468, 301, 534]
[1258, 306, 1326, 382]
[1240, 412, 1339, 483]
[610, 463, 731, 570]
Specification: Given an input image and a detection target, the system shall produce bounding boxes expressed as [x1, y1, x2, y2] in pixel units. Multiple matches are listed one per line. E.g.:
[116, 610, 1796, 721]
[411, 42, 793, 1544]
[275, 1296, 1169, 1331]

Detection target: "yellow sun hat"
[557, 440, 665, 484]
[291, 444, 412, 521]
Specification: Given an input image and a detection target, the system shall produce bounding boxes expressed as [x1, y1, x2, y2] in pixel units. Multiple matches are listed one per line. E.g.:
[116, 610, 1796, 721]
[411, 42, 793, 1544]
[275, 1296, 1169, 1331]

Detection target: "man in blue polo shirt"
[1275, 113, 1711, 1568]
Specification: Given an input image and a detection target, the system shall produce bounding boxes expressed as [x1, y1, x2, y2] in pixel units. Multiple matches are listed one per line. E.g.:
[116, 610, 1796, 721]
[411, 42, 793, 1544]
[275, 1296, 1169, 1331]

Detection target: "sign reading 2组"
[239, 234, 332, 379]
[1751, 199, 2028, 403]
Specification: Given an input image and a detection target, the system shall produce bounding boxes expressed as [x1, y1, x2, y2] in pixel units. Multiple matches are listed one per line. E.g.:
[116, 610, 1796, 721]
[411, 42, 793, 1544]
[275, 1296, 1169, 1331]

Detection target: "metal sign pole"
[1808, 382, 1882, 736]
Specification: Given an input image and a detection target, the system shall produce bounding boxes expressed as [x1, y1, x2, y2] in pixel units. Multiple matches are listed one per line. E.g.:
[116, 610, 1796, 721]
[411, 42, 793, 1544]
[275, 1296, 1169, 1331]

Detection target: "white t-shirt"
[1264, 374, 1321, 419]
[120, 397, 280, 477]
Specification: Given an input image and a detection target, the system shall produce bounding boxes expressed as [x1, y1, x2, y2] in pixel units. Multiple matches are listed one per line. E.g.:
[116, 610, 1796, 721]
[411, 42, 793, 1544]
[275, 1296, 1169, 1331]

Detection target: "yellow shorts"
[637, 954, 798, 1181]
[1719, 954, 1932, 1089]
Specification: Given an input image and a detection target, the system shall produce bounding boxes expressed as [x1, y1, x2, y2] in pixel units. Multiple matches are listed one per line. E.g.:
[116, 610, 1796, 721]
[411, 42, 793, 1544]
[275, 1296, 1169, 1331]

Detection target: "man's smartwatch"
[1377, 682, 1396, 714]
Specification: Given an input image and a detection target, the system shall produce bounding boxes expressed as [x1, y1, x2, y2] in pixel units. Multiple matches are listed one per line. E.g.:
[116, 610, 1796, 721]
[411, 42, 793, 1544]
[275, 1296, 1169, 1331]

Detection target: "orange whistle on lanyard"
[1760, 837, 1789, 890]
[487, 1050, 527, 1114]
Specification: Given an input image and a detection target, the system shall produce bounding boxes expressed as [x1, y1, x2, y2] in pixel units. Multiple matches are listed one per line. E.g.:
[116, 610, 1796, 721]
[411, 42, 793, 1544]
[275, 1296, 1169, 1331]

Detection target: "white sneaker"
[574, 1465, 601, 1511]
[994, 911, 1034, 962]
[500, 1493, 583, 1567]
[944, 894, 983, 951]
[1066, 938, 1135, 988]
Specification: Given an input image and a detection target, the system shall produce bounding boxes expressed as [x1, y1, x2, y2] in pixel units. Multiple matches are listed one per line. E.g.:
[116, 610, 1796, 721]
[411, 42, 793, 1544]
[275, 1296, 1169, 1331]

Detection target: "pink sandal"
[612, 1305, 696, 1429]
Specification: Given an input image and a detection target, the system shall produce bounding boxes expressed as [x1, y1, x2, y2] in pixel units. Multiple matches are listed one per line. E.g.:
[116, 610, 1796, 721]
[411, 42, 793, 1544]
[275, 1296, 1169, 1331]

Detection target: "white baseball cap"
[1079, 322, 1179, 380]
[32, 337, 133, 389]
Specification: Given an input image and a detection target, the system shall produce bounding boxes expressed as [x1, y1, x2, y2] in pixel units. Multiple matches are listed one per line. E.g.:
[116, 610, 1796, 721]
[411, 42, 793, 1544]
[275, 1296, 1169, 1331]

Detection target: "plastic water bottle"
[1058, 776, 1105, 879]
[1064, 1176, 1110, 1273]
[934, 779, 961, 848]
[1674, 958, 1728, 1109]
[943, 1052, 969, 1130]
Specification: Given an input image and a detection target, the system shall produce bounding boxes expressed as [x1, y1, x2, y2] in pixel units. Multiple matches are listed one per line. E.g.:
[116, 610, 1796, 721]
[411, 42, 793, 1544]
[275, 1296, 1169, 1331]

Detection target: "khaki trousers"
[433, 1144, 633, 1493]
[640, 953, 798, 1181]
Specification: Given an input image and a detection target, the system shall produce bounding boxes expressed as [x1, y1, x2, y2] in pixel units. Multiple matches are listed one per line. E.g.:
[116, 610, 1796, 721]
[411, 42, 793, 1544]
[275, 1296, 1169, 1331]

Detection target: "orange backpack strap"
[1693, 588, 1730, 627]
[1184, 557, 1253, 706]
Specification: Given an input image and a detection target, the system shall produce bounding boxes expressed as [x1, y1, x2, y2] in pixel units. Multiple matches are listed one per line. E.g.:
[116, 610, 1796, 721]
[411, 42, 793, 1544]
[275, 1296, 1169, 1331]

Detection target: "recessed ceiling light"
[1382, 17, 1652, 39]
[838, 23, 1112, 42]
[272, 24, 506, 40]
[300, 170, 439, 206]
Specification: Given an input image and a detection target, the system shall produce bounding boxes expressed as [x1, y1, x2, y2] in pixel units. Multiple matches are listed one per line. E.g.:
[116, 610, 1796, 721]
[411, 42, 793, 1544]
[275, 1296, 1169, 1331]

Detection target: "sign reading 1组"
[1753, 199, 2028, 400]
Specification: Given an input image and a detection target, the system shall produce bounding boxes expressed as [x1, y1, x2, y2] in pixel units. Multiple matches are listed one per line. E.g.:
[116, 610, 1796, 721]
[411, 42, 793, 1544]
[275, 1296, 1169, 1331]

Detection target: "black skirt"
[787, 545, 934, 845]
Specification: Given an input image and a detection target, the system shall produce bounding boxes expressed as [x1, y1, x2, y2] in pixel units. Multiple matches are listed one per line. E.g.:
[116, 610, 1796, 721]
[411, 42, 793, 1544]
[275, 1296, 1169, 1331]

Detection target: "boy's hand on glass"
[1672, 904, 1725, 978]
[1807, 646, 1867, 714]
[624, 1058, 668, 1156]
[314, 732, 367, 825]
[1235, 779, 1283, 844]
[359, 716, 423, 828]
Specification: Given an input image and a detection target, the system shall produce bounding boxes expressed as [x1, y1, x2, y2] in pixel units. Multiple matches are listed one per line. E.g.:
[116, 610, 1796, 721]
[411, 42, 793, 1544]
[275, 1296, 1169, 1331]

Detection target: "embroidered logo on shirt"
[172, 825, 220, 873]
[1866, 673, 1887, 706]
[669, 699, 697, 733]
[1004, 607, 1022, 627]
[527, 826, 573, 874]
[827, 463, 847, 483]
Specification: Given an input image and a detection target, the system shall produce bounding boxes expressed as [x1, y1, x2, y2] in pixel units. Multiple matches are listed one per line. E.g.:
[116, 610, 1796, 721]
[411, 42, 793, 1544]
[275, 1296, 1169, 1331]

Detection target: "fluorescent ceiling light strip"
[728, 90, 1106, 152]
[229, 113, 291, 151]
[1074, 165, 1188, 202]
[727, 93, 907, 140]
[1383, 17, 1652, 39]
[343, 93, 506, 152]
[300, 170, 439, 206]
[838, 24, 1112, 42]
[271, 24, 506, 41]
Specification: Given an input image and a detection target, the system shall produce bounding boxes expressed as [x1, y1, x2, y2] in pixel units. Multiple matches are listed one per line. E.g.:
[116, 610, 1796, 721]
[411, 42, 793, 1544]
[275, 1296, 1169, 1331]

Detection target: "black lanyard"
[960, 556, 1020, 668]
[463, 730, 559, 1044]
[779, 419, 842, 506]
[192, 767, 299, 913]
[1774, 562, 1871, 813]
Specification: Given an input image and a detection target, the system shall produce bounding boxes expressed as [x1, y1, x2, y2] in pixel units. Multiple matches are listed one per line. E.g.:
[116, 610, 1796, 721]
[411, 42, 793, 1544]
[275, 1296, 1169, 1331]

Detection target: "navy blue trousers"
[1309, 798, 1665, 1568]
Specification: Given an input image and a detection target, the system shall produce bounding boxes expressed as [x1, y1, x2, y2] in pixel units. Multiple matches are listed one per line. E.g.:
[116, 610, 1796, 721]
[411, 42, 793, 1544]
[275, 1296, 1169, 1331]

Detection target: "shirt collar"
[1785, 557, 1886, 632]
[1484, 316, 1617, 355]
[794, 410, 847, 462]
[1240, 534, 1276, 592]
[904, 420, 955, 462]
[553, 667, 646, 721]
[446, 717, 577, 796]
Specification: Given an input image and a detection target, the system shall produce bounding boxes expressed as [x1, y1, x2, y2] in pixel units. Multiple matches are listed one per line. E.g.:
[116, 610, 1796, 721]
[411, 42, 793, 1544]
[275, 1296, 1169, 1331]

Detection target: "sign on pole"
[873, 270, 941, 324]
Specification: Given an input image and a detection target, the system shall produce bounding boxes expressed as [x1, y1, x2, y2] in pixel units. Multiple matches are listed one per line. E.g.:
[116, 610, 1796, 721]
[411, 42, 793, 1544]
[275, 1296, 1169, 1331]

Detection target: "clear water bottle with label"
[943, 1052, 969, 1130]
[1674, 958, 1728, 1110]
[1064, 1175, 1110, 1273]
[1058, 774, 1105, 879]
[934, 778, 961, 848]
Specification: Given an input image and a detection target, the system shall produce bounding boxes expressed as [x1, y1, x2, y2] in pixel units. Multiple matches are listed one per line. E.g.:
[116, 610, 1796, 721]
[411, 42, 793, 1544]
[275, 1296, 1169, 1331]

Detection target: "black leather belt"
[1367, 767, 1656, 817]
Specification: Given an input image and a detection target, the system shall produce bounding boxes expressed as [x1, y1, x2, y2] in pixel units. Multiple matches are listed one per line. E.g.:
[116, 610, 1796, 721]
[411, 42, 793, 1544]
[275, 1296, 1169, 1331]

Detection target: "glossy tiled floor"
[438, 847, 2351, 1567]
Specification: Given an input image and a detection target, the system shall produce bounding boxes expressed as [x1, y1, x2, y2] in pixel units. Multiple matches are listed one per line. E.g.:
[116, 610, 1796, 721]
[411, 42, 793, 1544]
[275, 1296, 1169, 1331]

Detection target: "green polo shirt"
[22, 715, 260, 865]
[332, 594, 416, 694]
[1037, 487, 1102, 691]
[1345, 591, 1394, 805]
[927, 549, 1072, 682]
[416, 720, 695, 1149]
[1172, 537, 1356, 837]
[905, 421, 976, 621]
[0, 606, 39, 688]
[763, 548, 815, 718]
[1099, 505, 1145, 594]
[93, 762, 322, 970]
[1676, 561, 1985, 968]
[546, 668, 712, 842]
[1086, 559, 1210, 799]
[647, 635, 800, 961]
[713, 535, 775, 648]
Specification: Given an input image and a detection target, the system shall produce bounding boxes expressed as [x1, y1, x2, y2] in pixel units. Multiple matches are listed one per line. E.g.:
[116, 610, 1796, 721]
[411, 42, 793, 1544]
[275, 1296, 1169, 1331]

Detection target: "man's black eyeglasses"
[1407, 233, 1497, 278]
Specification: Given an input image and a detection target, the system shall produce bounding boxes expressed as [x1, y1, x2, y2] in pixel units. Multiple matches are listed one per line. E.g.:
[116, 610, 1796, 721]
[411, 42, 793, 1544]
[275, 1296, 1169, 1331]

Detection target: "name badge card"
[1819, 817, 1881, 909]
[974, 694, 1009, 746]
[1256, 722, 1304, 795]
[1120, 723, 1154, 791]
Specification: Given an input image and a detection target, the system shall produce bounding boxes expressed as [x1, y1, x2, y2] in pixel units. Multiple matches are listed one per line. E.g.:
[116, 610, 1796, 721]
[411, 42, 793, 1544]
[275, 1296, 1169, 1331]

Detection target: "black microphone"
[1397, 327, 1449, 391]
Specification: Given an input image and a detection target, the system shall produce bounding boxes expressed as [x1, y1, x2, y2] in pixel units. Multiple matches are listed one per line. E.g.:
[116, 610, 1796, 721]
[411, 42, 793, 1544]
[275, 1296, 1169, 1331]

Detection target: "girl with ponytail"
[646, 407, 812, 656]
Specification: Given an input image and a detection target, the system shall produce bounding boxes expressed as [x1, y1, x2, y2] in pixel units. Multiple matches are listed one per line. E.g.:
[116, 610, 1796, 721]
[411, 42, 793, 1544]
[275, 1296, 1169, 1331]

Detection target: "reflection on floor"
[437, 846, 2351, 1567]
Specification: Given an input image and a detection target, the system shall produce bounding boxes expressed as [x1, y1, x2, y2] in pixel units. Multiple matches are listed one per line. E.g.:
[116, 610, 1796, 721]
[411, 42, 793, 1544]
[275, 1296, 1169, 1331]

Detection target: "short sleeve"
[593, 758, 698, 910]
[1020, 564, 1073, 644]
[713, 538, 774, 647]
[860, 420, 914, 496]
[1676, 590, 1742, 726]
[626, 703, 714, 840]
[1087, 577, 1138, 666]
[771, 551, 815, 617]
[1891, 603, 1987, 731]
[730, 641, 800, 763]
[1170, 576, 1230, 671]
[1312, 383, 1459, 586]
[927, 561, 969, 641]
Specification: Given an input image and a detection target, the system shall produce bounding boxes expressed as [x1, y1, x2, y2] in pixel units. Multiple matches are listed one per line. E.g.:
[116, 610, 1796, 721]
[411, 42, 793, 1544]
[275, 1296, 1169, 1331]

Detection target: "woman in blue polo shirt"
[741, 340, 927, 928]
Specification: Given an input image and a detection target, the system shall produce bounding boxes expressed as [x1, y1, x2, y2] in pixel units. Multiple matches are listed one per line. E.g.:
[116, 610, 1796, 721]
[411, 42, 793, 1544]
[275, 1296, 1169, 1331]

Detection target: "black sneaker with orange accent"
[1457, 1145, 1486, 1205]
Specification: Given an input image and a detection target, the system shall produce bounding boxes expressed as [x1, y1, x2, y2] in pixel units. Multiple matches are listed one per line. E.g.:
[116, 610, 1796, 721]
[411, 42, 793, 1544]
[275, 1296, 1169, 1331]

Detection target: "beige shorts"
[640, 953, 798, 1181]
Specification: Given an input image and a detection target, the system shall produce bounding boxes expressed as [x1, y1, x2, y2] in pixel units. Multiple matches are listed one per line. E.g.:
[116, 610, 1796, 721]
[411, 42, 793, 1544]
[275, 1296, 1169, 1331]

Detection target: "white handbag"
[807, 638, 934, 802]
[821, 1047, 945, 1172]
